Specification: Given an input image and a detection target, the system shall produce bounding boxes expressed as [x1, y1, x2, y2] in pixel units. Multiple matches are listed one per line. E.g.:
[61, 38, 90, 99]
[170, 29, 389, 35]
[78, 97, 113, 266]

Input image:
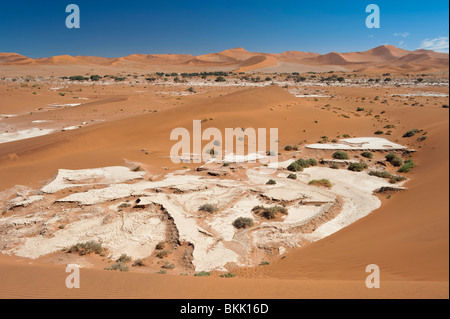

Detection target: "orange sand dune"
[1, 45, 447, 73]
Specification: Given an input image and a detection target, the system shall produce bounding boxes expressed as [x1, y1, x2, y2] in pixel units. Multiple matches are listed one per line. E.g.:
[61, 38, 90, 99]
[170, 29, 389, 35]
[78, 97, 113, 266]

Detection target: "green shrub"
[356, 107, 365, 112]
[233, 217, 254, 229]
[116, 254, 132, 263]
[266, 179, 277, 185]
[198, 204, 218, 213]
[348, 162, 368, 172]
[287, 173, 297, 180]
[287, 158, 318, 172]
[361, 151, 373, 159]
[194, 271, 211, 277]
[374, 131, 384, 135]
[398, 160, 415, 173]
[284, 145, 293, 151]
[104, 262, 129, 272]
[67, 241, 103, 256]
[369, 171, 393, 179]
[215, 76, 226, 82]
[333, 151, 349, 160]
[386, 153, 403, 167]
[403, 129, 418, 138]
[259, 261, 270, 266]
[308, 179, 333, 188]
[220, 273, 236, 278]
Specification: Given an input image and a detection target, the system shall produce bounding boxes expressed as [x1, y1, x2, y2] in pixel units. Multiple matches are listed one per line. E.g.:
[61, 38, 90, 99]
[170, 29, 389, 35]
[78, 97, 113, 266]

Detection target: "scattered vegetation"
[332, 151, 349, 160]
[156, 250, 171, 259]
[132, 259, 145, 267]
[220, 273, 237, 278]
[252, 206, 288, 220]
[348, 162, 368, 172]
[194, 271, 211, 277]
[308, 179, 333, 188]
[398, 159, 415, 173]
[287, 158, 318, 172]
[287, 173, 297, 180]
[259, 261, 270, 266]
[266, 179, 277, 185]
[361, 151, 373, 159]
[198, 203, 218, 214]
[386, 153, 404, 167]
[104, 262, 129, 272]
[233, 217, 254, 229]
[67, 241, 103, 256]
[155, 241, 166, 250]
[116, 254, 132, 263]
[403, 129, 419, 138]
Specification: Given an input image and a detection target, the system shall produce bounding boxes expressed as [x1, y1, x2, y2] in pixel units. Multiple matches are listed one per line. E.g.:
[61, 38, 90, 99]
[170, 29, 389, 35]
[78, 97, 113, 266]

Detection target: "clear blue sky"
[0, 0, 448, 58]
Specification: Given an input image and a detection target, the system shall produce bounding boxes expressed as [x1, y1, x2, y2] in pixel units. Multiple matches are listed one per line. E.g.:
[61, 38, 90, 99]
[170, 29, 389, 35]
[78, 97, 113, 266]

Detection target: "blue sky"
[0, 0, 448, 58]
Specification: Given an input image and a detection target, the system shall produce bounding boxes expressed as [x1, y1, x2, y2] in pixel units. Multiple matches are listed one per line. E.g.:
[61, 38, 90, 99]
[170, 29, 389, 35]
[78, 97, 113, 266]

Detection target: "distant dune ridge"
[1, 45, 448, 73]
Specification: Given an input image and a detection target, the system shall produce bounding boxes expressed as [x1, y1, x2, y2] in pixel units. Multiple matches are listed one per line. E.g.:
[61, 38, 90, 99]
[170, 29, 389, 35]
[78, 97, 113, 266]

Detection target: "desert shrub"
[118, 203, 131, 209]
[155, 241, 166, 250]
[417, 136, 427, 142]
[398, 160, 415, 173]
[198, 204, 218, 214]
[356, 107, 365, 112]
[348, 162, 368, 172]
[386, 153, 403, 167]
[116, 254, 132, 263]
[156, 250, 171, 259]
[361, 151, 373, 159]
[333, 151, 349, 160]
[259, 261, 270, 266]
[69, 75, 89, 81]
[287, 158, 318, 172]
[233, 217, 254, 229]
[194, 271, 211, 277]
[215, 76, 226, 82]
[132, 259, 145, 267]
[330, 164, 340, 169]
[220, 273, 236, 278]
[389, 176, 407, 184]
[114, 77, 126, 82]
[369, 171, 393, 179]
[253, 206, 288, 220]
[266, 179, 277, 185]
[403, 129, 418, 138]
[287, 173, 297, 180]
[90, 75, 101, 81]
[284, 145, 293, 151]
[374, 131, 384, 135]
[67, 241, 103, 256]
[187, 87, 196, 93]
[161, 262, 176, 270]
[104, 262, 129, 272]
[308, 179, 333, 188]
[155, 270, 167, 275]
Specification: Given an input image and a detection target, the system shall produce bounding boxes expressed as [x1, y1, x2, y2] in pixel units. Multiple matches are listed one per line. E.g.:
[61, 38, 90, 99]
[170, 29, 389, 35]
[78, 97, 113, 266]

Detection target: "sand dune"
[1, 45, 447, 73]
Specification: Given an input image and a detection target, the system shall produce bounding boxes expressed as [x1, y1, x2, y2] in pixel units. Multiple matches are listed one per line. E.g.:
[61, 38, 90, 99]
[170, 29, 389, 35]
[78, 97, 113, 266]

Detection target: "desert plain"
[0, 46, 448, 299]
